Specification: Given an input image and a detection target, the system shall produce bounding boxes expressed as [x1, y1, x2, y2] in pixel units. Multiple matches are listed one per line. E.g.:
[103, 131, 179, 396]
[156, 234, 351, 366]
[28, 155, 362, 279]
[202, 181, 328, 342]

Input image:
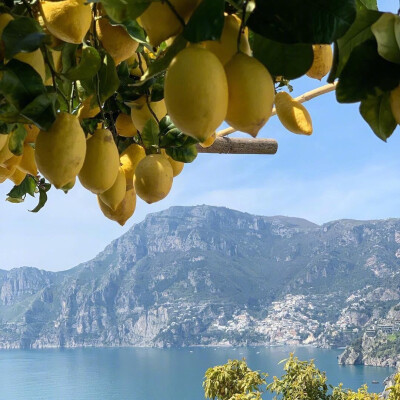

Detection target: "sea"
[0, 346, 395, 400]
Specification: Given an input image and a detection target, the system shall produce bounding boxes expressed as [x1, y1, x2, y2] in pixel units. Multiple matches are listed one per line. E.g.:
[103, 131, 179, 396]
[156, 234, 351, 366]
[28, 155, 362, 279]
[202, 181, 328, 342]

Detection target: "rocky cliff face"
[1, 206, 400, 350]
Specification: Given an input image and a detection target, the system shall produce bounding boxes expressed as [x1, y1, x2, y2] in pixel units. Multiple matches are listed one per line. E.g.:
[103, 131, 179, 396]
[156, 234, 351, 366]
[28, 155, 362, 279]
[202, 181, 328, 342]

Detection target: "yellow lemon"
[98, 185, 136, 226]
[225, 53, 275, 137]
[133, 154, 173, 204]
[165, 46, 228, 141]
[275, 92, 313, 135]
[204, 14, 251, 65]
[18, 144, 38, 176]
[0, 134, 13, 165]
[77, 96, 100, 119]
[40, 0, 92, 44]
[129, 96, 167, 133]
[199, 132, 216, 148]
[120, 143, 146, 183]
[161, 149, 184, 177]
[115, 113, 137, 137]
[139, 0, 200, 47]
[2, 154, 22, 170]
[35, 112, 86, 188]
[9, 168, 26, 185]
[0, 133, 7, 151]
[0, 14, 46, 80]
[96, 18, 139, 65]
[99, 167, 126, 211]
[390, 85, 400, 125]
[128, 53, 147, 77]
[24, 124, 40, 143]
[14, 50, 46, 82]
[78, 128, 120, 194]
[306, 45, 333, 80]
[0, 163, 17, 183]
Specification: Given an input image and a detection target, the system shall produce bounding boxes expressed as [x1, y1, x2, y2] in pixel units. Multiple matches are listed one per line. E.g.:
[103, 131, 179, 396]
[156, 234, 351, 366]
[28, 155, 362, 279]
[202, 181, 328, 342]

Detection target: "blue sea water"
[0, 346, 394, 400]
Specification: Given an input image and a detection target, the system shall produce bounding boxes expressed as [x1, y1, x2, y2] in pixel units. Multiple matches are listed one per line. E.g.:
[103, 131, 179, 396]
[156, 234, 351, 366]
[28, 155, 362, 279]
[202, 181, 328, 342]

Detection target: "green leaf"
[98, 53, 120, 102]
[141, 118, 159, 149]
[166, 144, 197, 163]
[61, 43, 80, 74]
[110, 18, 149, 46]
[97, 0, 151, 23]
[2, 17, 45, 59]
[247, 0, 357, 44]
[63, 45, 101, 80]
[8, 124, 26, 155]
[252, 34, 313, 80]
[371, 13, 400, 64]
[0, 59, 46, 110]
[140, 35, 187, 83]
[20, 92, 57, 130]
[183, 0, 224, 43]
[328, 7, 381, 81]
[336, 40, 400, 103]
[29, 187, 48, 213]
[359, 92, 397, 141]
[7, 175, 36, 199]
[357, 0, 377, 10]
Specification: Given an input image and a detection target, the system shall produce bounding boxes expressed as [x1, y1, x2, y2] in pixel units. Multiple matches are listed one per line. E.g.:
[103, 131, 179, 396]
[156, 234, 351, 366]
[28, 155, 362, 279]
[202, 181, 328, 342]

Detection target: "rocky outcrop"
[1, 206, 400, 349]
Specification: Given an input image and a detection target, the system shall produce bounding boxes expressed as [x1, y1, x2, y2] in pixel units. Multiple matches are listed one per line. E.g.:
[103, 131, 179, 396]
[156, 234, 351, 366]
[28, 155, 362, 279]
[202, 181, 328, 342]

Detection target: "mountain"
[1, 205, 400, 350]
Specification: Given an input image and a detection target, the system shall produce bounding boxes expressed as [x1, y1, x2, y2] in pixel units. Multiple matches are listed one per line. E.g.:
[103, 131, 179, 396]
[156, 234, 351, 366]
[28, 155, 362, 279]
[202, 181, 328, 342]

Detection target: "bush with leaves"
[203, 355, 396, 400]
[0, 0, 399, 222]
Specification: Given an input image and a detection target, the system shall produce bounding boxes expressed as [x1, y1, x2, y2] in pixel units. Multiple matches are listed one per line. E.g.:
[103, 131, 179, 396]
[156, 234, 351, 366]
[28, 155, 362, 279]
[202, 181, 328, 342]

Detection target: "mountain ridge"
[0, 205, 399, 353]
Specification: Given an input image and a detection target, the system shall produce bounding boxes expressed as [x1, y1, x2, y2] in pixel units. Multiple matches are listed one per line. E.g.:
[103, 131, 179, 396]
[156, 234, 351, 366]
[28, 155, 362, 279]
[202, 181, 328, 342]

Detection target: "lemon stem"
[237, 0, 248, 53]
[163, 0, 186, 28]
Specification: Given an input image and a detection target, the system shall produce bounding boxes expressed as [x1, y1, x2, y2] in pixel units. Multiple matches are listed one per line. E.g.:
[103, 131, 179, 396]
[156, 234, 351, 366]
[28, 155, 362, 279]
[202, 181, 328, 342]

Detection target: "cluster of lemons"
[0, 0, 343, 225]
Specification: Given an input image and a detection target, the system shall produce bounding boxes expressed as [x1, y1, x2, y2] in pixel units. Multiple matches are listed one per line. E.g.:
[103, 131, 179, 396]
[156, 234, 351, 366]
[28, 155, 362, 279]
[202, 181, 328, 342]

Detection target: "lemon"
[77, 96, 100, 119]
[78, 128, 120, 194]
[0, 163, 17, 183]
[306, 45, 333, 80]
[115, 113, 137, 137]
[275, 92, 313, 135]
[0, 133, 7, 151]
[0, 14, 46, 81]
[2, 154, 22, 170]
[204, 14, 251, 65]
[120, 143, 146, 183]
[96, 18, 139, 65]
[24, 124, 40, 143]
[61, 177, 76, 192]
[40, 0, 92, 44]
[99, 167, 126, 211]
[128, 53, 147, 77]
[18, 144, 38, 176]
[139, 0, 200, 47]
[98, 185, 136, 226]
[390, 85, 400, 125]
[0, 134, 13, 165]
[199, 132, 216, 148]
[129, 96, 167, 133]
[161, 149, 184, 177]
[9, 168, 26, 185]
[35, 112, 86, 188]
[14, 50, 46, 82]
[133, 154, 173, 204]
[165, 46, 228, 141]
[225, 53, 274, 137]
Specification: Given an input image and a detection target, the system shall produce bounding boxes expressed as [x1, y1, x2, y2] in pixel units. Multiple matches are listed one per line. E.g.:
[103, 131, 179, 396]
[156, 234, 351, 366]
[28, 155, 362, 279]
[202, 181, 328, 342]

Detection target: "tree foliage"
[203, 354, 400, 400]
[0, 0, 398, 217]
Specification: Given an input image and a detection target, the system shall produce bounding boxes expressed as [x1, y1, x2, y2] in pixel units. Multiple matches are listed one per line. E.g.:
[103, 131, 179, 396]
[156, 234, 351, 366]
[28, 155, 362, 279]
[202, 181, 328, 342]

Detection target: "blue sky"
[1, 0, 399, 271]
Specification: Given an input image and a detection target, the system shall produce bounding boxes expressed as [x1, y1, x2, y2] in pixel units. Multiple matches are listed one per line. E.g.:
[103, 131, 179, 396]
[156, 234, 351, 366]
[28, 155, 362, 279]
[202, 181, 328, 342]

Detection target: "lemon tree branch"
[196, 137, 278, 154]
[217, 82, 338, 137]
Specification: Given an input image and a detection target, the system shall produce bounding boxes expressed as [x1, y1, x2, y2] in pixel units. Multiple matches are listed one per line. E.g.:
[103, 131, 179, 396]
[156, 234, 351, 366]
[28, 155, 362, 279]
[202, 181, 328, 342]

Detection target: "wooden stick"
[216, 82, 338, 137]
[196, 137, 278, 155]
